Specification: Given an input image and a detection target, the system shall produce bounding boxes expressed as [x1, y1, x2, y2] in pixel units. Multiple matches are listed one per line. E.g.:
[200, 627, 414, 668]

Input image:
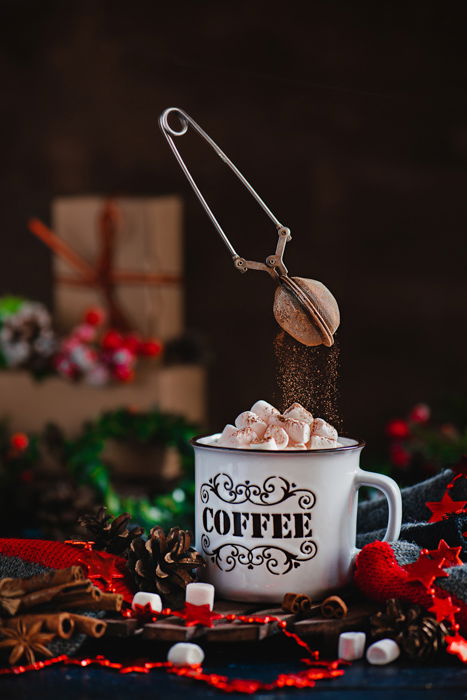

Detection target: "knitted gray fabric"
[391, 540, 467, 608]
[357, 469, 464, 533]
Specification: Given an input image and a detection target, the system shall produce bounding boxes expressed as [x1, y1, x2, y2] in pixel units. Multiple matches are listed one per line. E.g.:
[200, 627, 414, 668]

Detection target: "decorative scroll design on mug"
[200, 474, 315, 510]
[201, 535, 317, 575]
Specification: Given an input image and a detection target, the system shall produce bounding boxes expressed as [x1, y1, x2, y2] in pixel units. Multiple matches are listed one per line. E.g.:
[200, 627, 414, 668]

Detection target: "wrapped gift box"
[52, 195, 183, 340]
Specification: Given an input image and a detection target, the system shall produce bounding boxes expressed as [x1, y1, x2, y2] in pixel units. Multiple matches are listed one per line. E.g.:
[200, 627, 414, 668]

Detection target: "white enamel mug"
[192, 435, 402, 603]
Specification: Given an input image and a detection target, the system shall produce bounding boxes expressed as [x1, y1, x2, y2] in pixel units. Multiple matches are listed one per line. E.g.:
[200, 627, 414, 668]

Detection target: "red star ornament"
[404, 552, 449, 588]
[173, 602, 223, 628]
[75, 549, 125, 592]
[425, 491, 467, 523]
[428, 595, 461, 623]
[426, 540, 463, 567]
[446, 633, 467, 663]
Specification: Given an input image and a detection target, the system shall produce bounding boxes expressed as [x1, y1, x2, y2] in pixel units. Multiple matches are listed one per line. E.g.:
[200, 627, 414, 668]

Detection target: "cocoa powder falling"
[273, 331, 341, 430]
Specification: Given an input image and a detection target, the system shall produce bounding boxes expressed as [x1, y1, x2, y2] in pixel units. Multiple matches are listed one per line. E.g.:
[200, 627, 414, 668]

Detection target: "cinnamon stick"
[17, 581, 96, 611]
[0, 567, 85, 597]
[64, 592, 122, 612]
[69, 614, 107, 638]
[5, 613, 75, 639]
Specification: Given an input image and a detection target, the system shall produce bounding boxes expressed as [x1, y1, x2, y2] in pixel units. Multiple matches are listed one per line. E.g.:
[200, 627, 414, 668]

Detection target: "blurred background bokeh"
[0, 1, 466, 536]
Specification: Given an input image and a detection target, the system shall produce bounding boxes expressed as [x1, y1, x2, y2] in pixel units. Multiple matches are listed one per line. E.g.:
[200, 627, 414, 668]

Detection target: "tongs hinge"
[232, 226, 291, 281]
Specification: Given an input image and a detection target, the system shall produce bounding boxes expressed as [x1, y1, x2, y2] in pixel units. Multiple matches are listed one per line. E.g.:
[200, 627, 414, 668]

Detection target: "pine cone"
[128, 526, 206, 609]
[370, 598, 451, 661]
[78, 507, 144, 557]
[35, 478, 97, 541]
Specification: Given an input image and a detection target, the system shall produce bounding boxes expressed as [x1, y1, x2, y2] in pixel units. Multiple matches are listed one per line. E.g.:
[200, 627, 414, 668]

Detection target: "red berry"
[10, 432, 29, 451]
[20, 469, 33, 483]
[390, 443, 411, 468]
[386, 419, 410, 440]
[123, 334, 141, 354]
[409, 403, 430, 424]
[84, 307, 105, 326]
[102, 330, 124, 351]
[139, 339, 163, 357]
[114, 365, 135, 382]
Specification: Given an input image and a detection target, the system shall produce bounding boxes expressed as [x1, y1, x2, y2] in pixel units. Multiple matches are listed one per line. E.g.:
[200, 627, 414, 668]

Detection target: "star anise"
[0, 619, 55, 666]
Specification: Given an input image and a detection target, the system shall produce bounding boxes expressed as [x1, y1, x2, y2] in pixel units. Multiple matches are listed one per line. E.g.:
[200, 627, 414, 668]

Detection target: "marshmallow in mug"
[283, 402, 314, 424]
[235, 411, 267, 438]
[216, 400, 340, 450]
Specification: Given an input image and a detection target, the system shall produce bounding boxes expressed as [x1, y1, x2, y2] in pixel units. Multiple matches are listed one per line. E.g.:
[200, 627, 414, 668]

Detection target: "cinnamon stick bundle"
[0, 567, 85, 597]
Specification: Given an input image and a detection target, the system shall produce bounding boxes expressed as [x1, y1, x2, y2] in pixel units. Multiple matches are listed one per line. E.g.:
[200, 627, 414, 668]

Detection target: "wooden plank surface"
[104, 597, 379, 646]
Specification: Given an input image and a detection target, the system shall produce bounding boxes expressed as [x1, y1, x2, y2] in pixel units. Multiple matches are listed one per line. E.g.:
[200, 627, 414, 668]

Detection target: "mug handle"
[354, 469, 402, 551]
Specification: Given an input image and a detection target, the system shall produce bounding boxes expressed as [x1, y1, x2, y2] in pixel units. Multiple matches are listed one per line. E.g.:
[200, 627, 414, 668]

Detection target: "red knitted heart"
[354, 541, 467, 632]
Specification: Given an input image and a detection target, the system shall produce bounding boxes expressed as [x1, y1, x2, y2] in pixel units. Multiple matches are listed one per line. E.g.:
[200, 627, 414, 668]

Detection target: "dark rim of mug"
[191, 433, 366, 454]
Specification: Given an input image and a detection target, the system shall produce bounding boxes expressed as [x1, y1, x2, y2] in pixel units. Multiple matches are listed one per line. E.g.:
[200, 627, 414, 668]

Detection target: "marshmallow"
[185, 582, 215, 610]
[271, 414, 311, 444]
[283, 402, 313, 424]
[290, 443, 307, 450]
[131, 591, 162, 613]
[308, 435, 338, 449]
[250, 400, 280, 424]
[366, 638, 400, 665]
[250, 437, 279, 450]
[338, 631, 366, 661]
[218, 425, 256, 448]
[311, 417, 338, 441]
[264, 424, 289, 449]
[235, 411, 267, 438]
[167, 642, 205, 666]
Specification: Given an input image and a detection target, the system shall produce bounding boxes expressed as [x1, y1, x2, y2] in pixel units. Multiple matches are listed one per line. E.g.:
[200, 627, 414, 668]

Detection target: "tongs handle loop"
[159, 107, 286, 262]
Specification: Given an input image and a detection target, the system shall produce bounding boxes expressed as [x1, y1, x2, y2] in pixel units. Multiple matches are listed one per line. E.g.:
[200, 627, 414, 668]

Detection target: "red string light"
[0, 602, 344, 691]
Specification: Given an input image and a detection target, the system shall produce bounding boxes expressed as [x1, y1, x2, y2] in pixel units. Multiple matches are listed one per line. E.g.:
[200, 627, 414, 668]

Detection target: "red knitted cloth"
[354, 541, 467, 632]
[0, 539, 135, 603]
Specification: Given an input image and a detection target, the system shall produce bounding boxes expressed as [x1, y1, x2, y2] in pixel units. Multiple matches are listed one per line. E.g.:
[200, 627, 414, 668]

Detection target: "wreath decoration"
[0, 408, 198, 536]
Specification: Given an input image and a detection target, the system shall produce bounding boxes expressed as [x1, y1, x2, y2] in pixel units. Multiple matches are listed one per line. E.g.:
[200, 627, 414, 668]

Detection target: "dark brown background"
[0, 1, 466, 455]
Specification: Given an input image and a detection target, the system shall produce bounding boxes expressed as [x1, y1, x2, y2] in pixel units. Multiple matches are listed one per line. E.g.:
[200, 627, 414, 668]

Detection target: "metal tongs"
[159, 107, 339, 346]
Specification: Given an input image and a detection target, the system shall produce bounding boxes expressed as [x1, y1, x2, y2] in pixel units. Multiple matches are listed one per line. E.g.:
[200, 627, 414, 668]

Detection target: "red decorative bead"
[409, 403, 430, 424]
[84, 307, 105, 326]
[123, 334, 141, 354]
[102, 330, 124, 351]
[139, 339, 163, 357]
[113, 365, 135, 383]
[389, 443, 411, 468]
[10, 432, 29, 451]
[386, 419, 410, 440]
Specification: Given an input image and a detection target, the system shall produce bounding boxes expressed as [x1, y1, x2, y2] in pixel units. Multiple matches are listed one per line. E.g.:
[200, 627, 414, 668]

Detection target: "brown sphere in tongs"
[273, 276, 340, 347]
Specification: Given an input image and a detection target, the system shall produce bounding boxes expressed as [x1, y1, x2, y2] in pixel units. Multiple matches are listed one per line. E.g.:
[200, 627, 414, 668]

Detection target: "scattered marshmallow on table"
[167, 642, 205, 666]
[283, 402, 313, 424]
[338, 631, 366, 661]
[185, 582, 215, 610]
[131, 591, 162, 613]
[235, 411, 267, 438]
[366, 638, 400, 665]
[264, 424, 289, 449]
